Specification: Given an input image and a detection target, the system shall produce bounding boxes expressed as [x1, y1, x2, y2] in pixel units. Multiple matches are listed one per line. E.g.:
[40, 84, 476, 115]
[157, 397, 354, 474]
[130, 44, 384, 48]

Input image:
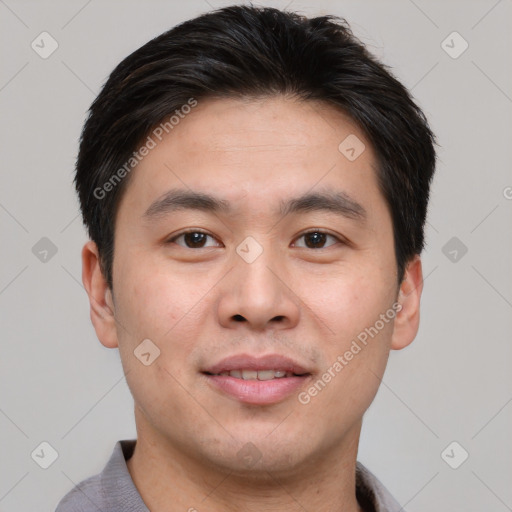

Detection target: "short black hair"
[75, 4, 436, 290]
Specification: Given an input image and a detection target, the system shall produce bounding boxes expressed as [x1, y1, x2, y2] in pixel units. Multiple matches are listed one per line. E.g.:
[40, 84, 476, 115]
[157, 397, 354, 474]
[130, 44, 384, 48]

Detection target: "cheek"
[308, 270, 395, 394]
[115, 256, 196, 342]
[114, 262, 204, 423]
[299, 275, 395, 434]
[113, 255, 211, 384]
[304, 268, 395, 345]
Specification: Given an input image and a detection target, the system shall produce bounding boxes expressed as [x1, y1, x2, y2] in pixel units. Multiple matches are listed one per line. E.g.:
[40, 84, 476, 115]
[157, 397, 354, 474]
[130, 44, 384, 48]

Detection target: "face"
[83, 96, 422, 476]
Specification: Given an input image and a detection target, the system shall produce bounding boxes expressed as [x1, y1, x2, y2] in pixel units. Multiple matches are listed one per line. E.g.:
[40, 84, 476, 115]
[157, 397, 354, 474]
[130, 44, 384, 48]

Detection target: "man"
[56, 4, 436, 511]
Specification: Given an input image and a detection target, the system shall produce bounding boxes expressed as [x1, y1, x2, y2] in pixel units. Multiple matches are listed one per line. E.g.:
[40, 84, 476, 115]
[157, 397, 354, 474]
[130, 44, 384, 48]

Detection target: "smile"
[208, 369, 305, 380]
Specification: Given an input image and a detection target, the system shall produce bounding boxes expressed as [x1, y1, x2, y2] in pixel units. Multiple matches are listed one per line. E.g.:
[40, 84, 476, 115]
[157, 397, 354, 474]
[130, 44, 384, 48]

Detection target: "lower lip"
[203, 374, 310, 405]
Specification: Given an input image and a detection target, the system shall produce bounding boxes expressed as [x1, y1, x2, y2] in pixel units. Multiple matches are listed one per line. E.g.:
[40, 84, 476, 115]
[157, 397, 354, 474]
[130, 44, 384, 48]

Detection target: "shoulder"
[356, 462, 404, 512]
[55, 473, 104, 512]
[54, 439, 139, 512]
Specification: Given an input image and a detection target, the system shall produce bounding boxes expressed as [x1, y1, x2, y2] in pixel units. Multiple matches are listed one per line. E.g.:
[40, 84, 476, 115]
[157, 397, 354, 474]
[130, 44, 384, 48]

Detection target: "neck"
[126, 407, 364, 512]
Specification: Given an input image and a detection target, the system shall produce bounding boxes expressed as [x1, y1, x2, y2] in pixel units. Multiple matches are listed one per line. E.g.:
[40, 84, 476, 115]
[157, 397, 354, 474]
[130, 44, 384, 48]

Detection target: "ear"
[81, 240, 119, 349]
[391, 254, 423, 351]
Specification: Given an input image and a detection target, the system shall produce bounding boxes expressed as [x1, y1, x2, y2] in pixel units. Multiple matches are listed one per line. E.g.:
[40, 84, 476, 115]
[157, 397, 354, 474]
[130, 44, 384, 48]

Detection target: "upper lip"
[203, 353, 311, 375]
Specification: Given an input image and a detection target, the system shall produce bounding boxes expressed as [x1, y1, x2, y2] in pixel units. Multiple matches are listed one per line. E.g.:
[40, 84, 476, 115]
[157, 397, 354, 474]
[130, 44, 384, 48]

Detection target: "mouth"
[204, 369, 308, 379]
[201, 354, 312, 405]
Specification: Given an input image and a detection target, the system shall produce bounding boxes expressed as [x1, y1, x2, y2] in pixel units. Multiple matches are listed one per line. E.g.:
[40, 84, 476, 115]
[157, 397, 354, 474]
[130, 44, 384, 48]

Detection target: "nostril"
[233, 314, 245, 322]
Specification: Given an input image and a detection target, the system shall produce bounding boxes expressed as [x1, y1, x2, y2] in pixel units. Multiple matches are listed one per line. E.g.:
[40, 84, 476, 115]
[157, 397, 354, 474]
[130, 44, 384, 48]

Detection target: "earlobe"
[390, 255, 423, 351]
[81, 240, 119, 349]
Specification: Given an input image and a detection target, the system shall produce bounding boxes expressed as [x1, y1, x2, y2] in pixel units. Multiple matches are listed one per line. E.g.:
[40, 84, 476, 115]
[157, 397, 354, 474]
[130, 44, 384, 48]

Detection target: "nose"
[216, 242, 300, 332]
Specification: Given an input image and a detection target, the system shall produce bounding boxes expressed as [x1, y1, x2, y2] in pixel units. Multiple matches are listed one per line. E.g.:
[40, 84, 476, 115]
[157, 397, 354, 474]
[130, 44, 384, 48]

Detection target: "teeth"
[217, 369, 295, 380]
[256, 370, 276, 381]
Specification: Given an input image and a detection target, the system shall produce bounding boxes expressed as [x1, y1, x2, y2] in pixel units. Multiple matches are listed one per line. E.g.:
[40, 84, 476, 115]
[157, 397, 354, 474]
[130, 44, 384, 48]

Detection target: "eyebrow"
[142, 187, 367, 223]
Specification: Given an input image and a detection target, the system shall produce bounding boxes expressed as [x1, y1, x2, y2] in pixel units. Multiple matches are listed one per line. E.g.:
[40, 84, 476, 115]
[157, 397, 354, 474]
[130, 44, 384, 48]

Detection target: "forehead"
[160, 96, 368, 157]
[117, 96, 383, 220]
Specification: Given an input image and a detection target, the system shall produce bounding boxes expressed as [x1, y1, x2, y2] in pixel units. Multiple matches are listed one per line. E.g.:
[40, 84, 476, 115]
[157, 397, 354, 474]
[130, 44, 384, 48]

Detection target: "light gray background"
[1, 0, 511, 510]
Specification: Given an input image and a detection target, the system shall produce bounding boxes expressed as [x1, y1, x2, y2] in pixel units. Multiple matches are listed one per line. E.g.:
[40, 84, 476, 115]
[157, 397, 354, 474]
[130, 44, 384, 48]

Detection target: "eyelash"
[165, 229, 346, 249]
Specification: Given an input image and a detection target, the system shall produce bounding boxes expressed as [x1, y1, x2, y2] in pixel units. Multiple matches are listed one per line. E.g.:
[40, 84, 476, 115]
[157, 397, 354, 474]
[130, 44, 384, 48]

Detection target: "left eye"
[293, 231, 341, 249]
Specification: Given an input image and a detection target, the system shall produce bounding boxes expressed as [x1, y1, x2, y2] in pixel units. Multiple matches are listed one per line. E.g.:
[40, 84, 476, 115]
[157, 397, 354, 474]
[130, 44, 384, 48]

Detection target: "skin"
[82, 95, 423, 512]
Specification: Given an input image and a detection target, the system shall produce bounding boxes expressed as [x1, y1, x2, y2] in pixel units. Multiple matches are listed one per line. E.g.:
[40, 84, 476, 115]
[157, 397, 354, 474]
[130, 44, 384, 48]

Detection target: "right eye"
[165, 230, 222, 249]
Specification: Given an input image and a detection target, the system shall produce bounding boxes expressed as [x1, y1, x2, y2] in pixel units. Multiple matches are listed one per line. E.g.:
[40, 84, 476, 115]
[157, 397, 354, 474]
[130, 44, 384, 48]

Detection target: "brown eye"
[294, 231, 341, 249]
[167, 230, 219, 249]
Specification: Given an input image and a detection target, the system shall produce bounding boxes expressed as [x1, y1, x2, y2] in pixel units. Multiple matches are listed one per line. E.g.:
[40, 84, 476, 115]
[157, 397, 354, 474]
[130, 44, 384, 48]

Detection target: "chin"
[198, 431, 317, 478]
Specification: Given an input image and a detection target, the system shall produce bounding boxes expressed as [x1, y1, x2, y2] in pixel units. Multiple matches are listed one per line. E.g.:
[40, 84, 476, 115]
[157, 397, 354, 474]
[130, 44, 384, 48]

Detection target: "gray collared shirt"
[55, 439, 404, 512]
